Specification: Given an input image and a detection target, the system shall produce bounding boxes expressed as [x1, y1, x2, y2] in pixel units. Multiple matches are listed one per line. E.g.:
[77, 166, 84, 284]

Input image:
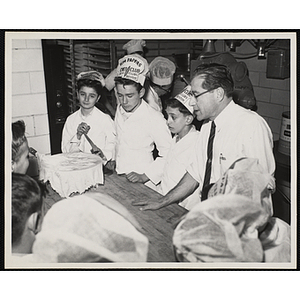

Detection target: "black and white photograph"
[4, 31, 297, 271]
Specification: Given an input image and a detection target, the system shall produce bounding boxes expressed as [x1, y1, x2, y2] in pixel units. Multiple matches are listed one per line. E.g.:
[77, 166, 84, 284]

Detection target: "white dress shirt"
[187, 101, 275, 198]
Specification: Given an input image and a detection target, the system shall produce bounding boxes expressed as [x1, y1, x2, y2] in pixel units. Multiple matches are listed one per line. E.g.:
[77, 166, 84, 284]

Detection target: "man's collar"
[213, 100, 234, 129]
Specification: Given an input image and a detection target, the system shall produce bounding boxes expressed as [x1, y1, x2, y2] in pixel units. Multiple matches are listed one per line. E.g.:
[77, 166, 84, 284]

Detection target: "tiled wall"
[213, 40, 290, 141]
[11, 38, 291, 153]
[11, 39, 51, 154]
[227, 41, 290, 141]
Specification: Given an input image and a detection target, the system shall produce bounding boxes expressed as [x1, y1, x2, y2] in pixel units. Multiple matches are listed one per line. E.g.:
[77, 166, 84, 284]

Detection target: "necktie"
[201, 121, 216, 200]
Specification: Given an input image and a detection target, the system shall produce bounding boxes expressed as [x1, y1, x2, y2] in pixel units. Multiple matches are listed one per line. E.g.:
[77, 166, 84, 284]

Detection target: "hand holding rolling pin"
[83, 131, 107, 162]
[77, 122, 90, 139]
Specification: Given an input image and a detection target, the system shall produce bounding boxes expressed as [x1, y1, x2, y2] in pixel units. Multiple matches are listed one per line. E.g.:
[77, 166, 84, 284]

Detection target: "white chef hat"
[149, 56, 176, 86]
[76, 70, 106, 87]
[123, 39, 146, 54]
[32, 194, 148, 263]
[174, 85, 195, 114]
[116, 54, 149, 86]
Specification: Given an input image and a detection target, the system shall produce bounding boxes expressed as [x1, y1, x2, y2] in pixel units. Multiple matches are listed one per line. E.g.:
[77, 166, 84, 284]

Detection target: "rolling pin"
[83, 132, 107, 162]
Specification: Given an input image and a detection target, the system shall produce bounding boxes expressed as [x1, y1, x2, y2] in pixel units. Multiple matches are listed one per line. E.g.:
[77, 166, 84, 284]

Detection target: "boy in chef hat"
[61, 70, 116, 168]
[144, 56, 176, 112]
[133, 85, 200, 210]
[112, 54, 172, 191]
[104, 39, 147, 92]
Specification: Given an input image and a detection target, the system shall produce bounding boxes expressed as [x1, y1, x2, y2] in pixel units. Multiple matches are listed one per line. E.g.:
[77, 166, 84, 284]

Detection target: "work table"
[43, 171, 188, 262]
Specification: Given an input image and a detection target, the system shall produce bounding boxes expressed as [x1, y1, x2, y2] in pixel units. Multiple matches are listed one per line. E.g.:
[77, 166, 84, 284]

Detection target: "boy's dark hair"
[76, 78, 104, 95]
[12, 173, 43, 246]
[12, 120, 27, 163]
[114, 77, 143, 92]
[165, 98, 193, 117]
[192, 63, 234, 98]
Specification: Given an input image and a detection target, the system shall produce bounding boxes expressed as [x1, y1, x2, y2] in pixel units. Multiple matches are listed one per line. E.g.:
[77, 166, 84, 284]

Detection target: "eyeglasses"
[152, 82, 172, 94]
[29, 204, 44, 235]
[28, 212, 40, 235]
[193, 89, 215, 99]
[33, 212, 41, 235]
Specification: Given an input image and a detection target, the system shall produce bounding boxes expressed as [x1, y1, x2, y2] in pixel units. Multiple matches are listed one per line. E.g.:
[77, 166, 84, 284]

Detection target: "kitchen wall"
[215, 40, 290, 141]
[11, 39, 51, 154]
[10, 38, 291, 154]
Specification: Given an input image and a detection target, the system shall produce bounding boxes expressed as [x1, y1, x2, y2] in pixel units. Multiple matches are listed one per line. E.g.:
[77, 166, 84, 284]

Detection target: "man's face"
[77, 86, 100, 111]
[116, 83, 144, 112]
[190, 76, 219, 121]
[12, 140, 30, 174]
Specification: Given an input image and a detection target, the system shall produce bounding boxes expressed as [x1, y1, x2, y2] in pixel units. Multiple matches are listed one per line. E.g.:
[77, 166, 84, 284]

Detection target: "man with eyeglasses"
[132, 63, 275, 210]
[144, 56, 176, 112]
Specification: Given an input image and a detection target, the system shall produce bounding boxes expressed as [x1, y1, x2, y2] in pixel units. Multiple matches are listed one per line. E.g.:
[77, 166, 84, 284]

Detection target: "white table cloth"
[39, 152, 104, 197]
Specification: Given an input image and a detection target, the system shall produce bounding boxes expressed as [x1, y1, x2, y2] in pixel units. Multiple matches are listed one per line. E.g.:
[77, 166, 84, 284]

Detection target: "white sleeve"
[101, 116, 116, 162]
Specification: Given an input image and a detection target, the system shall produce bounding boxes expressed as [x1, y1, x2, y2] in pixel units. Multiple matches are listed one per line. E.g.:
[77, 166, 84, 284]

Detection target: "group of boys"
[11, 39, 291, 263]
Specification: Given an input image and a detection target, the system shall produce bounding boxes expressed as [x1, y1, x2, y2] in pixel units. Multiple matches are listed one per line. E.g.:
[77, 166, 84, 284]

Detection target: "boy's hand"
[131, 199, 165, 211]
[126, 172, 149, 183]
[77, 122, 90, 139]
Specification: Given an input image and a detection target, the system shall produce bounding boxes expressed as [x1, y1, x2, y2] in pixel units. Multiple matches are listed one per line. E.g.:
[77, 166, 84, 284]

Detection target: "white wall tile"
[12, 49, 44, 72]
[12, 93, 48, 116]
[248, 71, 259, 86]
[12, 39, 26, 49]
[12, 72, 31, 95]
[11, 41, 51, 156]
[34, 114, 50, 135]
[270, 89, 290, 106]
[27, 135, 51, 155]
[29, 71, 46, 93]
[26, 39, 42, 49]
[253, 86, 271, 103]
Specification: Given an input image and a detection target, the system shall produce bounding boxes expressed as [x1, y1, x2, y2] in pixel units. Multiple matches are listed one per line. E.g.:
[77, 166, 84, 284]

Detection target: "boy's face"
[166, 106, 191, 135]
[115, 83, 144, 112]
[12, 140, 30, 174]
[77, 86, 100, 111]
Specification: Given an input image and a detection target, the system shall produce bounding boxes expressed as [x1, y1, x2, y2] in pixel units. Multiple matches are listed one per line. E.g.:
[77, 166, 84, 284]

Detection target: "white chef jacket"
[114, 100, 172, 185]
[157, 126, 201, 210]
[187, 100, 275, 199]
[61, 106, 116, 161]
